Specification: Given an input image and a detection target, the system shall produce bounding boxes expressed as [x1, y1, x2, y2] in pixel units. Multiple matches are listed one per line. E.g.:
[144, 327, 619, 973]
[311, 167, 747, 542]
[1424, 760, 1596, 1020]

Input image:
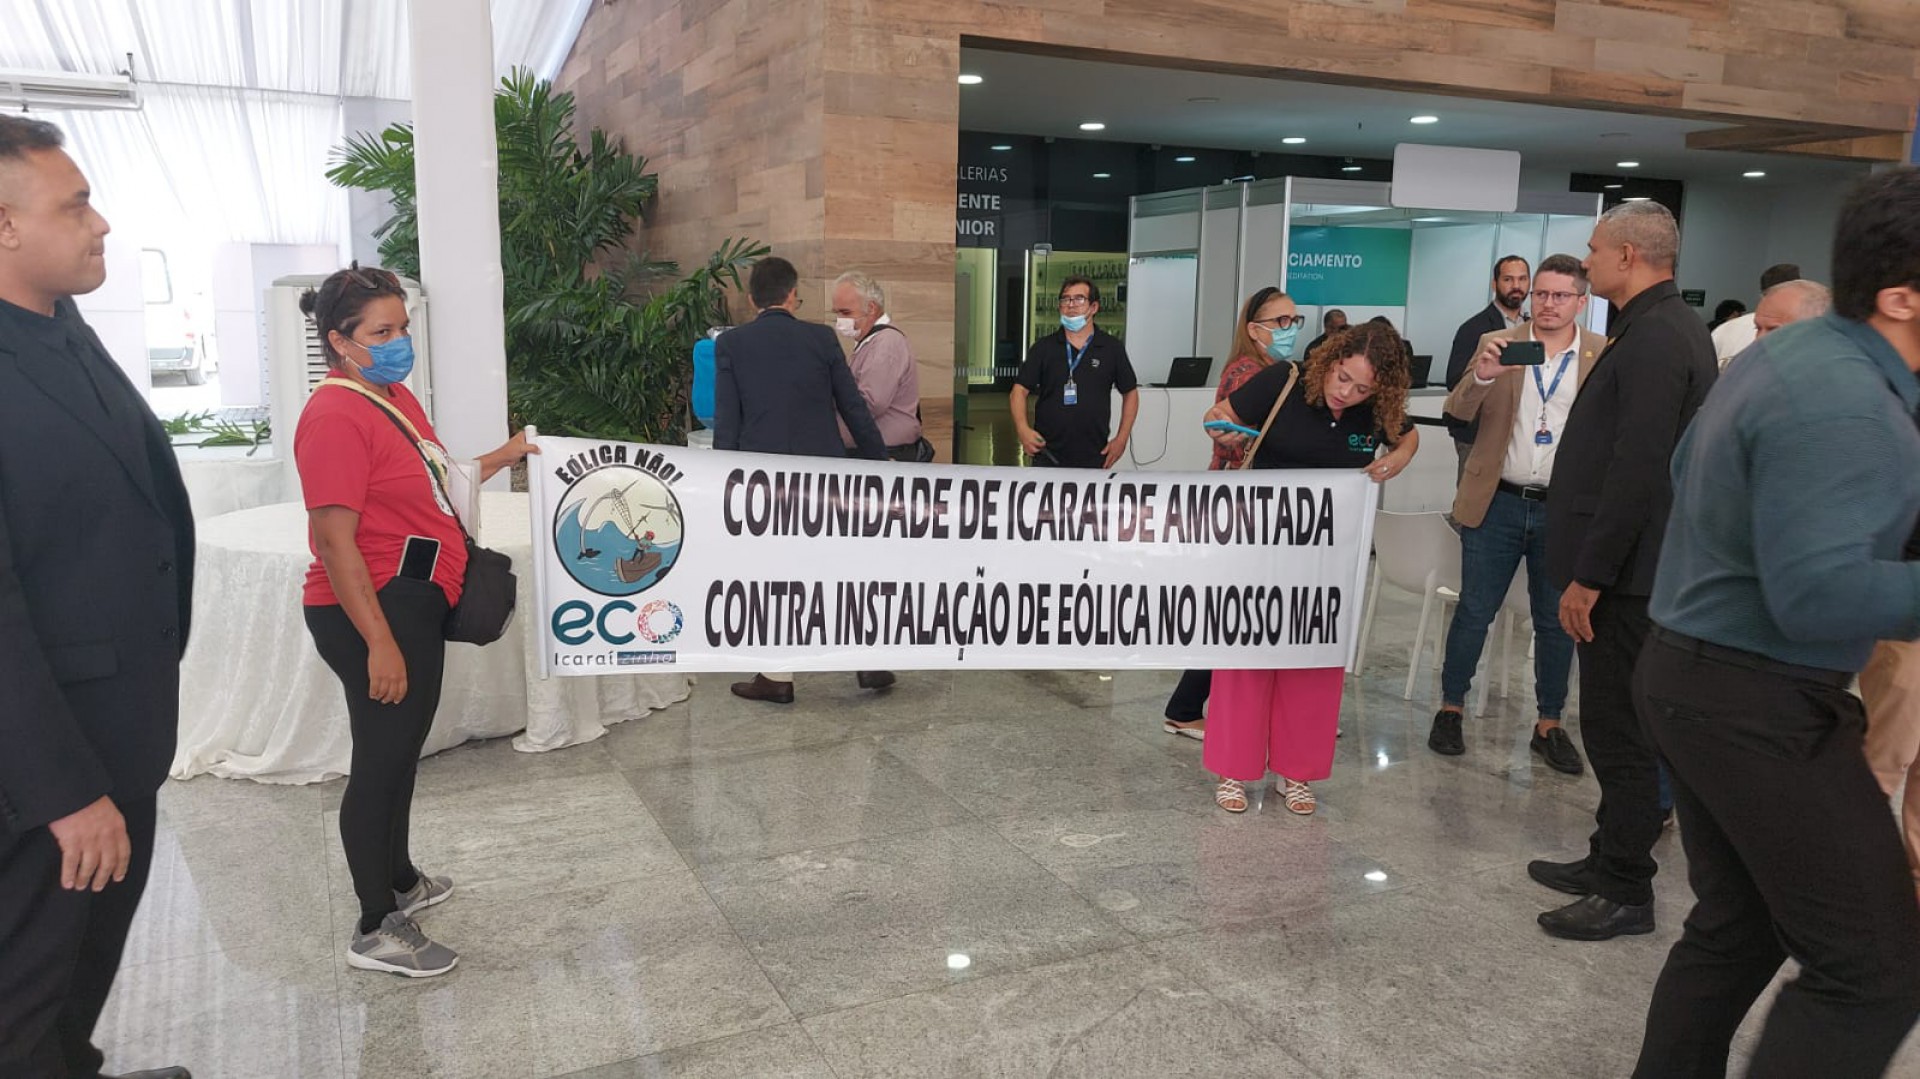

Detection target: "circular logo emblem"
[554, 465, 684, 597]
[636, 600, 684, 644]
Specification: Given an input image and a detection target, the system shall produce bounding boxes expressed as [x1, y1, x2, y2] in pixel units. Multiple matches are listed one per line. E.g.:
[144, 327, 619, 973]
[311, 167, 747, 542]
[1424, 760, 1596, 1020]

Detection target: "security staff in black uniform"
[1011, 276, 1139, 468]
[0, 116, 195, 1079]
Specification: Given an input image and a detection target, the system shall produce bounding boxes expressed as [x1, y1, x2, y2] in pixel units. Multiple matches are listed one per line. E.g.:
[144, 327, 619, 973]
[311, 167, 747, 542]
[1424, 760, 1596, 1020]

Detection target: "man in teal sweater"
[1630, 167, 1920, 1079]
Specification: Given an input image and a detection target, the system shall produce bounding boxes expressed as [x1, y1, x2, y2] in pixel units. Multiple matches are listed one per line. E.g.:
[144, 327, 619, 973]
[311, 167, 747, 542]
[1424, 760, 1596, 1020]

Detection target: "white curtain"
[8, 0, 594, 245]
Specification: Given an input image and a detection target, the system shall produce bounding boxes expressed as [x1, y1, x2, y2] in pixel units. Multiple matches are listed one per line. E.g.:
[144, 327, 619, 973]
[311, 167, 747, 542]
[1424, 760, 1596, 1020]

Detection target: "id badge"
[1062, 380, 1078, 406]
[1535, 427, 1553, 446]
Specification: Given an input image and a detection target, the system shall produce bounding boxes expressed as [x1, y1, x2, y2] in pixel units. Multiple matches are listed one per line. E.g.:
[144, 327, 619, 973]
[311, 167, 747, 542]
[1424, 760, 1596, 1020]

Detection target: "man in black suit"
[1528, 201, 1716, 942]
[714, 255, 891, 704]
[1443, 256, 1531, 476]
[0, 117, 195, 1079]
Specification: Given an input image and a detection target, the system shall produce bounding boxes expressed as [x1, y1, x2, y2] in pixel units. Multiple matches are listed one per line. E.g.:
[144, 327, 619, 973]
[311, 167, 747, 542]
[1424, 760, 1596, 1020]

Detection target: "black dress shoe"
[730, 675, 795, 704]
[104, 1069, 192, 1079]
[1427, 709, 1465, 756]
[1538, 893, 1655, 941]
[1527, 857, 1596, 896]
[1531, 725, 1585, 775]
[856, 670, 896, 690]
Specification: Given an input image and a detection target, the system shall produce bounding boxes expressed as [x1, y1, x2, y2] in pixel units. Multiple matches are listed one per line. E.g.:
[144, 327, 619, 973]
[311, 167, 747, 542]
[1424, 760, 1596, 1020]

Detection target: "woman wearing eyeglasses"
[294, 265, 535, 978]
[1163, 288, 1305, 740]
[1198, 321, 1418, 815]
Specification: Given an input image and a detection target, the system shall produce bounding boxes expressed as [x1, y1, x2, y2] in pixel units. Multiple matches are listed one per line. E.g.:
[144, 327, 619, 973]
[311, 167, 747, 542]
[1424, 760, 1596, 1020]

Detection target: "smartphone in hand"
[1500, 340, 1546, 366]
[1204, 419, 1263, 438]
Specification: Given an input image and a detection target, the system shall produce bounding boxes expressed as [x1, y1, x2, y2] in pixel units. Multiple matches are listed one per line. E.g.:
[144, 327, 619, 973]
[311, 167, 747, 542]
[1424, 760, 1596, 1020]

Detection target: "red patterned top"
[1209, 354, 1271, 470]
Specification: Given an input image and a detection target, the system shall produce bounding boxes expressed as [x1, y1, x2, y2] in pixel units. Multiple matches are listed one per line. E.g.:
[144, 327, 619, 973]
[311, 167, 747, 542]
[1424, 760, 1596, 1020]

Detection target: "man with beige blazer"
[1427, 254, 1604, 773]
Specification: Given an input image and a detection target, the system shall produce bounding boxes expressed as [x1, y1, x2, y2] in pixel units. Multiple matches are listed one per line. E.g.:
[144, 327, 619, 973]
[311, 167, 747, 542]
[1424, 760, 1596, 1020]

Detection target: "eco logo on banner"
[1286, 227, 1412, 307]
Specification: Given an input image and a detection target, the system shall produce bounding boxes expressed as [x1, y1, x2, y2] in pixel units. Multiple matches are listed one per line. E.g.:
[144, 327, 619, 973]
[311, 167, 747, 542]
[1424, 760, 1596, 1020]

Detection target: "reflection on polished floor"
[103, 584, 1920, 1078]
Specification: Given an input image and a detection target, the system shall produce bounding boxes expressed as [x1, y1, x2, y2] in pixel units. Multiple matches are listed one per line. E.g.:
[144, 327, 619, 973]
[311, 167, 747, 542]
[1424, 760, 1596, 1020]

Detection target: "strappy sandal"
[1214, 778, 1248, 814]
[1278, 778, 1316, 816]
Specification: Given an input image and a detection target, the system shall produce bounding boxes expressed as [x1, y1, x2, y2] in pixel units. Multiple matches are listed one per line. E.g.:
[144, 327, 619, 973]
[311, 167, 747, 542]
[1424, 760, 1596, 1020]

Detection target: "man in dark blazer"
[0, 117, 196, 1079]
[714, 255, 886, 461]
[1528, 201, 1716, 942]
[1443, 256, 1532, 476]
[713, 255, 890, 704]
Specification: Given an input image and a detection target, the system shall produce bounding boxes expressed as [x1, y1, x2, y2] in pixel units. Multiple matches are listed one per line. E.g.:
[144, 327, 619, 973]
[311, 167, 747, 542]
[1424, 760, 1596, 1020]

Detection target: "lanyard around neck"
[1531, 347, 1575, 409]
[1065, 338, 1090, 379]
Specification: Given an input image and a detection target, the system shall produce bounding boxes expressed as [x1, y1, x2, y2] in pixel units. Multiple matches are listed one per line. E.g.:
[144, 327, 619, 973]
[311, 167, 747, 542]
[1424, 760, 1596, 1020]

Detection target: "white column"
[408, 0, 508, 472]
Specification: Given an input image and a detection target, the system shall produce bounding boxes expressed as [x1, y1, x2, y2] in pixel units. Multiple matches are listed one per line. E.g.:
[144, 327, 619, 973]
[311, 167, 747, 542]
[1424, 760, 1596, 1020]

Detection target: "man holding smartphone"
[1429, 255, 1603, 772]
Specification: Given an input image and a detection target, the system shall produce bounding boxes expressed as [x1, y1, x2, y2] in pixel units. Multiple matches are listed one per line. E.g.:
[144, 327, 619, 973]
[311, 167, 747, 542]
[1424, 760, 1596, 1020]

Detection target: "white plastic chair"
[1355, 511, 1459, 698]
[1354, 509, 1522, 710]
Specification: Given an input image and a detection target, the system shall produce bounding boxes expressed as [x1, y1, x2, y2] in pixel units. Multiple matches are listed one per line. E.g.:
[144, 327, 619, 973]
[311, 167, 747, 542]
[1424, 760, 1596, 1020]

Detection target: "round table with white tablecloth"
[171, 491, 690, 783]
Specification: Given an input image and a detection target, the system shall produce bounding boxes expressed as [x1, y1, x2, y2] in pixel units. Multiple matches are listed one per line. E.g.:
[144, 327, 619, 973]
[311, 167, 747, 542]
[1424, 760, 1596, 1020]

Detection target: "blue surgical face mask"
[1264, 325, 1300, 361]
[1060, 314, 1089, 333]
[350, 335, 415, 385]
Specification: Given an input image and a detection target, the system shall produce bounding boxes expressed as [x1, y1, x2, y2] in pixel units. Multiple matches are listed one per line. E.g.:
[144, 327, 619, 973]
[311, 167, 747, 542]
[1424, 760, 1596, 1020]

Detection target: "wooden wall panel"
[559, 0, 1920, 462]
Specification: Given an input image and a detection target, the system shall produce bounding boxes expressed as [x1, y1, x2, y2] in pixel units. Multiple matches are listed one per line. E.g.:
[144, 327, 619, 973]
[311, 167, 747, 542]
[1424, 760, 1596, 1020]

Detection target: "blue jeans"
[1441, 488, 1574, 719]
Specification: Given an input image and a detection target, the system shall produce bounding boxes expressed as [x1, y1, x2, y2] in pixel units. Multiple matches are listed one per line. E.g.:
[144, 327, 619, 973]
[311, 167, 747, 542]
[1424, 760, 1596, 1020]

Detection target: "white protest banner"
[528, 436, 1379, 675]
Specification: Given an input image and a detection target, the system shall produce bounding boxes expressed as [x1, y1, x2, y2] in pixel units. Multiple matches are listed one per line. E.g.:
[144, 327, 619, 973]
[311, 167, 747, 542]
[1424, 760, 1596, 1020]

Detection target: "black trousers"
[0, 795, 157, 1079]
[305, 577, 448, 931]
[1576, 593, 1663, 906]
[1165, 669, 1211, 721]
[1632, 634, 1920, 1079]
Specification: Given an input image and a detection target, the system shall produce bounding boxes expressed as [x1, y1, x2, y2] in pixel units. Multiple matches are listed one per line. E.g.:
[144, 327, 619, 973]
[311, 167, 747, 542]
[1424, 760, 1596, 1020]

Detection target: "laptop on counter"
[1153, 356, 1213, 388]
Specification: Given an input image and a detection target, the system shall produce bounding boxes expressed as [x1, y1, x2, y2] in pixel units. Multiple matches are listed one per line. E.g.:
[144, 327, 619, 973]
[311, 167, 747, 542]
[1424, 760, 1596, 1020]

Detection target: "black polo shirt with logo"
[1016, 327, 1138, 468]
[1227, 361, 1412, 471]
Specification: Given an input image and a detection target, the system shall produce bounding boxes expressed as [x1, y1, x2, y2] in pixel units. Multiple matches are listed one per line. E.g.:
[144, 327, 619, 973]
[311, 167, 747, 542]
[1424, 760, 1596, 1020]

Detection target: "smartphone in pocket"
[398, 536, 442, 582]
[1500, 340, 1546, 366]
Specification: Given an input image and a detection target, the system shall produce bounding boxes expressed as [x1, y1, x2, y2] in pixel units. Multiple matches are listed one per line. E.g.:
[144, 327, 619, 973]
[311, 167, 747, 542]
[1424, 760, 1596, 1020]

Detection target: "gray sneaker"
[347, 911, 458, 978]
[396, 872, 454, 917]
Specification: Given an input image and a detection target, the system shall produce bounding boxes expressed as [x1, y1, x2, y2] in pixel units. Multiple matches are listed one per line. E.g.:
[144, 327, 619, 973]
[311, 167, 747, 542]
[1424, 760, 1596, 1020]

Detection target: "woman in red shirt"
[1163, 288, 1306, 740]
[295, 266, 533, 978]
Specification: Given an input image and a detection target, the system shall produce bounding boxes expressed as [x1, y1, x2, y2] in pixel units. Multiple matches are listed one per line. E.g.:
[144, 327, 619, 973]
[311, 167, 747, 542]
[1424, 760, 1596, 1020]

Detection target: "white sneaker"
[396, 872, 454, 917]
[347, 911, 458, 978]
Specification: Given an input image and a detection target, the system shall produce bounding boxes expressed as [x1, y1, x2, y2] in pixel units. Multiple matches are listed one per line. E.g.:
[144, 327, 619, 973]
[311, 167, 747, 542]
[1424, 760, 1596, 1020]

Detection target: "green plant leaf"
[328, 69, 761, 445]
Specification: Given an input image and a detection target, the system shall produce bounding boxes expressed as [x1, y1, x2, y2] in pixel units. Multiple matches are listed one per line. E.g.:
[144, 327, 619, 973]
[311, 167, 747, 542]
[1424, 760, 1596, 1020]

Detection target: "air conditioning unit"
[265, 273, 433, 483]
[0, 69, 141, 112]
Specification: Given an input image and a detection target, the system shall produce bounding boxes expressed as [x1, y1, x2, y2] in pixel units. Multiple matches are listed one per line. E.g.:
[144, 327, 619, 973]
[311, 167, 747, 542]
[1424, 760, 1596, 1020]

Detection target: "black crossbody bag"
[323, 379, 517, 645]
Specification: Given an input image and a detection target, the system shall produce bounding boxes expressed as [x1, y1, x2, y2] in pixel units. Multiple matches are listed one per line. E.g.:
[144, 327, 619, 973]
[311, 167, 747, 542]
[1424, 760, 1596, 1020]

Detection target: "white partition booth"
[1115, 176, 1601, 513]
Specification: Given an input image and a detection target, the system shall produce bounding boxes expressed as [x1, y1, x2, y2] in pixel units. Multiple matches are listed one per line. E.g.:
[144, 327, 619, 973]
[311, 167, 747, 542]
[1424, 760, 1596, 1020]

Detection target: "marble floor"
[99, 583, 1920, 1078]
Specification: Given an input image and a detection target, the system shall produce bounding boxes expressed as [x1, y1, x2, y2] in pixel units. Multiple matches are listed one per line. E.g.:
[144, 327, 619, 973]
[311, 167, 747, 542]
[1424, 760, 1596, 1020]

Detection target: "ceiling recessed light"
[1079, 122, 1106, 132]
[1342, 165, 1363, 172]
[1282, 136, 1307, 145]
[989, 144, 1012, 151]
[1623, 196, 1651, 202]
[1744, 170, 1767, 178]
[956, 74, 983, 85]
[1174, 155, 1196, 163]
[1604, 183, 1623, 189]
[1410, 114, 1439, 124]
[1092, 172, 1111, 179]
[1617, 161, 1640, 169]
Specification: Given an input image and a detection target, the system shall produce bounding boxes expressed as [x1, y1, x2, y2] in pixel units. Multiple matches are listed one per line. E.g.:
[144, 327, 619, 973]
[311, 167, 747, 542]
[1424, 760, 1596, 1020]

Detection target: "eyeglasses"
[1254, 315, 1308, 330]
[1058, 295, 1094, 310]
[1529, 289, 1582, 305]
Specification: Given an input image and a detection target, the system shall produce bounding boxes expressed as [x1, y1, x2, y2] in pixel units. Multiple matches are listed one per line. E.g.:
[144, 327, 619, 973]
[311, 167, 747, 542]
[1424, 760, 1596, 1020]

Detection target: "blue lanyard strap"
[1531, 347, 1574, 409]
[1065, 339, 1089, 380]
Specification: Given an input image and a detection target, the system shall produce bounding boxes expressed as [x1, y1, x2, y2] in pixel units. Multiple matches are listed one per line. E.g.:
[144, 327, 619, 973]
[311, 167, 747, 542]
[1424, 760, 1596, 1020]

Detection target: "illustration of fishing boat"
[574, 479, 682, 586]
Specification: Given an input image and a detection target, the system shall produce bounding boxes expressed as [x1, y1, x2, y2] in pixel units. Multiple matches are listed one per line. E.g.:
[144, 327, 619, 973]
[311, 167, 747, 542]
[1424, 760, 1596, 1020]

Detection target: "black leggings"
[305, 576, 448, 932]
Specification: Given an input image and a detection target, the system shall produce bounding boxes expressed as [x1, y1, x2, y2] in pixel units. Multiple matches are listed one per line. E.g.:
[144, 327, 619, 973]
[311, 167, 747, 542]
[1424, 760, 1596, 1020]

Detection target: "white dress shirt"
[1484, 326, 1579, 487]
[1712, 312, 1757, 368]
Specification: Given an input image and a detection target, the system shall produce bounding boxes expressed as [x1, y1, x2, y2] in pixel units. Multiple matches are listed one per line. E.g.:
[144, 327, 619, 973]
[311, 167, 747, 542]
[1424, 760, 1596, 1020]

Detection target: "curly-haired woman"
[1199, 320, 1418, 815]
